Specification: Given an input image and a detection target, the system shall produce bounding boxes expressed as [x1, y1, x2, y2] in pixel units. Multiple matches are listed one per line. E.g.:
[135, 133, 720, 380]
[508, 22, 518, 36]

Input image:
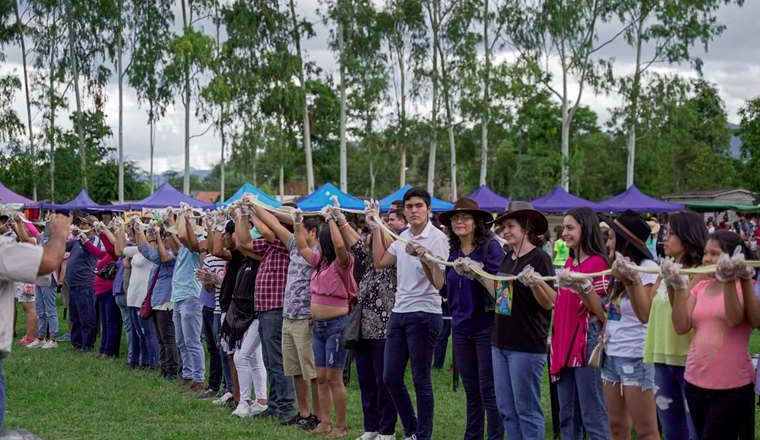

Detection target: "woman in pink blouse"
[550, 207, 612, 440]
[669, 230, 755, 439]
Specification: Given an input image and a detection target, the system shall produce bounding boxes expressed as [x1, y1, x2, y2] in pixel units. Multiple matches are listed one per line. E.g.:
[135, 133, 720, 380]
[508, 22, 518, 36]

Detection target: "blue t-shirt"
[171, 246, 201, 302]
[66, 237, 99, 288]
[138, 243, 175, 307]
[445, 239, 505, 334]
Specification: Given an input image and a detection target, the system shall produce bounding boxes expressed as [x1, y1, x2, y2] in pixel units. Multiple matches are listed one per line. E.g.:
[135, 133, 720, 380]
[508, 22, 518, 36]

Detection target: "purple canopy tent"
[118, 182, 215, 210]
[598, 185, 684, 213]
[530, 186, 604, 213]
[40, 189, 111, 212]
[468, 185, 510, 212]
[0, 181, 33, 204]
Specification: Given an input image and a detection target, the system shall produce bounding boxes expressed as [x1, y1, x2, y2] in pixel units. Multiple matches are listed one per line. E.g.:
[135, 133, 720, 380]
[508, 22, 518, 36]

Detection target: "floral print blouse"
[351, 241, 396, 340]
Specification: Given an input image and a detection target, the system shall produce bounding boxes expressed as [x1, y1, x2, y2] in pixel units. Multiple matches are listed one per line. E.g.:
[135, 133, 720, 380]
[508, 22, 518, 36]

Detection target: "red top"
[84, 232, 117, 295]
[549, 255, 610, 381]
[252, 238, 289, 312]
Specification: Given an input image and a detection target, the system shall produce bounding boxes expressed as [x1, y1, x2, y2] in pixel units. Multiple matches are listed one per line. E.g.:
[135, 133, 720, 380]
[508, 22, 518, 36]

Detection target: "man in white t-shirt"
[370, 187, 449, 440]
[1, 214, 70, 436]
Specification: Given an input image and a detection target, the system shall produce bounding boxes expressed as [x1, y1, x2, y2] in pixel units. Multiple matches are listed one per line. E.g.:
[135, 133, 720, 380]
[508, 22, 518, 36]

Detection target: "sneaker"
[231, 401, 252, 418]
[212, 392, 233, 406]
[198, 388, 218, 399]
[356, 432, 378, 440]
[376, 436, 396, 440]
[17, 335, 35, 346]
[41, 340, 58, 349]
[57, 333, 71, 342]
[25, 339, 45, 349]
[249, 401, 268, 416]
[253, 408, 277, 420]
[403, 436, 417, 440]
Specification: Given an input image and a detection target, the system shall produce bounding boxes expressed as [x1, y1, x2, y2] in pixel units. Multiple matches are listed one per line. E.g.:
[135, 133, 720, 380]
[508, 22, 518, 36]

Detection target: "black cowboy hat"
[494, 201, 549, 235]
[604, 209, 653, 261]
[439, 198, 494, 227]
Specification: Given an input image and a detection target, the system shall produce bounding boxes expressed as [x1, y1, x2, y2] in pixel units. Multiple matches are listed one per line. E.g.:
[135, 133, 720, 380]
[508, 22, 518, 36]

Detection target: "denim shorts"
[601, 354, 655, 391]
[312, 315, 349, 370]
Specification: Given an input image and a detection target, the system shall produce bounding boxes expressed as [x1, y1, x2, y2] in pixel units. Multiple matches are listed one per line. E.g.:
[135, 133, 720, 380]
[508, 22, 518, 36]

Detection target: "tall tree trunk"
[626, 17, 644, 189]
[399, 46, 407, 188]
[14, 0, 36, 200]
[68, 18, 87, 191]
[48, 8, 57, 201]
[181, 0, 191, 194]
[215, 11, 225, 200]
[149, 115, 155, 194]
[426, 0, 440, 195]
[366, 115, 375, 198]
[436, 40, 456, 200]
[560, 67, 570, 191]
[338, 20, 348, 192]
[289, 0, 314, 193]
[117, 0, 124, 202]
[479, 0, 490, 187]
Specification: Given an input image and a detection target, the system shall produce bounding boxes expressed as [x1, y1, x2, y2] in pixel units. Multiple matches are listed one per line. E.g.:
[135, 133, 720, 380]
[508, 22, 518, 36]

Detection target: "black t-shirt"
[219, 249, 244, 313]
[492, 247, 554, 353]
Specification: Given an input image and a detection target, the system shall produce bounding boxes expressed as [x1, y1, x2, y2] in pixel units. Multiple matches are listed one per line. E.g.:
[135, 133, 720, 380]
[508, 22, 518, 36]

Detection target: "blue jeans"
[383, 311, 442, 440]
[35, 285, 58, 338]
[69, 284, 96, 350]
[312, 315, 349, 369]
[216, 313, 232, 393]
[258, 308, 295, 416]
[97, 291, 121, 356]
[128, 307, 159, 368]
[492, 347, 544, 440]
[453, 327, 502, 440]
[354, 339, 397, 435]
[654, 363, 697, 440]
[114, 293, 132, 362]
[556, 320, 611, 440]
[173, 297, 205, 383]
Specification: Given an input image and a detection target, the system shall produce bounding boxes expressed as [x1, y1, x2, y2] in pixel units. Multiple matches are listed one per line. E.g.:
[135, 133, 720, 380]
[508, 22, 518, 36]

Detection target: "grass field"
[4, 304, 760, 439]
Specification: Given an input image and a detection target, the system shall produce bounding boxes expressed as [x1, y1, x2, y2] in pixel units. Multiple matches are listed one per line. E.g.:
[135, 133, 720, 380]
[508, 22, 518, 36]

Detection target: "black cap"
[224, 220, 235, 234]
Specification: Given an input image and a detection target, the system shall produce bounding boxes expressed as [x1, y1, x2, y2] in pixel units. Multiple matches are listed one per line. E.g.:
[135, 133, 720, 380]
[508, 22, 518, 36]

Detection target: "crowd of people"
[2, 186, 760, 440]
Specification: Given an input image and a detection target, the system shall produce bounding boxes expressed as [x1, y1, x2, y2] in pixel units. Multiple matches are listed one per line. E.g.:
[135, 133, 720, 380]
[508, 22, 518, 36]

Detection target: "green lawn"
[4, 304, 760, 439]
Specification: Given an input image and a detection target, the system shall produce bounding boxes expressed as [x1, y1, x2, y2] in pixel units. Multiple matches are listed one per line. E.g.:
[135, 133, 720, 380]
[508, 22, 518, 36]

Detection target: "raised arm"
[37, 214, 71, 275]
[250, 205, 278, 243]
[255, 204, 293, 246]
[334, 211, 360, 247]
[742, 277, 760, 328]
[328, 217, 349, 267]
[234, 212, 261, 260]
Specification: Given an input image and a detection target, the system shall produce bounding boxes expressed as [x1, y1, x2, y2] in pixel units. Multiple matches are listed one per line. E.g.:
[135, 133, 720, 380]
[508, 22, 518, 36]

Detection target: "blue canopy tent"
[40, 189, 112, 212]
[468, 185, 510, 212]
[219, 183, 281, 208]
[378, 184, 454, 212]
[117, 183, 215, 210]
[598, 185, 684, 213]
[296, 182, 366, 211]
[530, 186, 604, 213]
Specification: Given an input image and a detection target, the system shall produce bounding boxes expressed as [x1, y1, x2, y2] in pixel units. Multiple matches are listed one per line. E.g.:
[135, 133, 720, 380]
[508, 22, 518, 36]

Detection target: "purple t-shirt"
[445, 239, 505, 333]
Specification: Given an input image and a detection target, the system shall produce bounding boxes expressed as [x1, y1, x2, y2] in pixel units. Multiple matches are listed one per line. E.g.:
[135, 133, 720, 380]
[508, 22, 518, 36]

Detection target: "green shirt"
[643, 284, 693, 366]
[552, 239, 569, 267]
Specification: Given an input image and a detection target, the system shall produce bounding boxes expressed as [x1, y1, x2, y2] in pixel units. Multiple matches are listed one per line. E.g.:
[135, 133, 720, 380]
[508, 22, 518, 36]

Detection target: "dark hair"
[564, 207, 610, 266]
[390, 199, 403, 208]
[303, 217, 320, 233]
[402, 187, 431, 208]
[613, 232, 648, 265]
[554, 224, 563, 240]
[514, 216, 544, 248]
[388, 208, 407, 223]
[317, 224, 336, 271]
[708, 230, 752, 258]
[447, 217, 493, 254]
[668, 212, 707, 268]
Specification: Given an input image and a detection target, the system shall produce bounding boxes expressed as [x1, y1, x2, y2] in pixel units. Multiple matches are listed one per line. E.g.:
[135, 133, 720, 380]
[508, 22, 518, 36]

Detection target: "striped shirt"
[202, 255, 226, 314]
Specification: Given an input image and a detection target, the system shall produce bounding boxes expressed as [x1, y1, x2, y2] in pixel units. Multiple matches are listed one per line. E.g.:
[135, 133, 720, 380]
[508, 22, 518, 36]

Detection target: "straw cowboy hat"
[439, 198, 494, 227]
[493, 201, 549, 235]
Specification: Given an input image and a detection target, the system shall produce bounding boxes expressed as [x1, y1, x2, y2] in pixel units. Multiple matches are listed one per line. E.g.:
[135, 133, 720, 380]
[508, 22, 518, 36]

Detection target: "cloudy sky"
[2, 0, 758, 175]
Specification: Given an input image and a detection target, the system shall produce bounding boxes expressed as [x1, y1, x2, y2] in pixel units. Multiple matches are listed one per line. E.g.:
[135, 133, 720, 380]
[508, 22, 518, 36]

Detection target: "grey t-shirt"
[283, 236, 315, 320]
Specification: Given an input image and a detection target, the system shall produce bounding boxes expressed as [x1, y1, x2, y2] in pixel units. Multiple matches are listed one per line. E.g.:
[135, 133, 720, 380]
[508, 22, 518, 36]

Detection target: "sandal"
[311, 422, 333, 436]
[326, 426, 349, 439]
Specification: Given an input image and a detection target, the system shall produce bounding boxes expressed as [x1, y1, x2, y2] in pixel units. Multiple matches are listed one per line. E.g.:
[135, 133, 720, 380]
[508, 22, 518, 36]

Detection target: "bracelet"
[339, 222, 350, 230]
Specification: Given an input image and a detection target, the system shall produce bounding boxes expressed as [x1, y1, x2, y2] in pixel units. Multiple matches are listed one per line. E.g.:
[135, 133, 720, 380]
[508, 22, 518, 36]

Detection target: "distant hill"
[141, 167, 212, 186]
